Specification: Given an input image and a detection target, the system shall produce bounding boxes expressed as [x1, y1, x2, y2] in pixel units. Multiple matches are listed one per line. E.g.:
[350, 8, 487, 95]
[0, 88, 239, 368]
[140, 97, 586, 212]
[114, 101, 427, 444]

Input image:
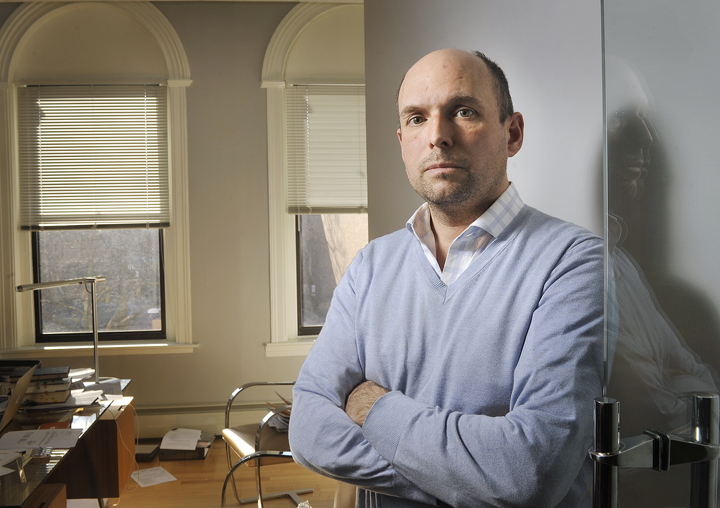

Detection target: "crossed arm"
[289, 237, 605, 508]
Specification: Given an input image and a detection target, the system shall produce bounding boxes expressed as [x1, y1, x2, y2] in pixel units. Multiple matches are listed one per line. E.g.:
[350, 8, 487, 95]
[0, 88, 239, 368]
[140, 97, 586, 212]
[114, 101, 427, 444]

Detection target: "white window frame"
[0, 2, 196, 357]
[261, 3, 365, 357]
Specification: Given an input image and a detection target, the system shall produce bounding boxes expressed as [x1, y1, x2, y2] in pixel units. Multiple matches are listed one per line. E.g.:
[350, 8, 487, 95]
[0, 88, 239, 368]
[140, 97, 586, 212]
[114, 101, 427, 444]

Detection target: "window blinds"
[17, 85, 169, 230]
[285, 84, 367, 214]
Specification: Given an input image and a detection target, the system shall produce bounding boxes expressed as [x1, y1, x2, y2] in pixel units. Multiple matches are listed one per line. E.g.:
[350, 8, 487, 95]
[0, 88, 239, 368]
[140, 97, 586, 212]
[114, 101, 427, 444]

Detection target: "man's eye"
[457, 109, 474, 118]
[408, 116, 423, 125]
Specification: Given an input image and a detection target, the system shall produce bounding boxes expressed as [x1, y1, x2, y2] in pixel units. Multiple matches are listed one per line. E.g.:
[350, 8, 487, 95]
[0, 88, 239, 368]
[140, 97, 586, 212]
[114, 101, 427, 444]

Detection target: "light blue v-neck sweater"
[290, 205, 604, 508]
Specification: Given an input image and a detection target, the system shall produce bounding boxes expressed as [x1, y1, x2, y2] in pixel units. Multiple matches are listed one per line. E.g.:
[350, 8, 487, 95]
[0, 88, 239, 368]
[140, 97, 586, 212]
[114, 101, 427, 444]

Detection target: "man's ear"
[397, 127, 405, 162]
[506, 112, 524, 158]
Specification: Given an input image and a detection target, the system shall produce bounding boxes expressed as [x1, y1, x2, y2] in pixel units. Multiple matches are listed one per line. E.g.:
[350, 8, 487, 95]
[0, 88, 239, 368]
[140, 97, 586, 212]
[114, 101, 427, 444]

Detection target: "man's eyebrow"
[446, 93, 485, 109]
[399, 105, 423, 118]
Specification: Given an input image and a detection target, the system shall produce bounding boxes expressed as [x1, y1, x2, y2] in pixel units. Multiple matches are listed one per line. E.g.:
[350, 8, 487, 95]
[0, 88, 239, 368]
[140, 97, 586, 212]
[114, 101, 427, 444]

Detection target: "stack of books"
[7, 366, 71, 405]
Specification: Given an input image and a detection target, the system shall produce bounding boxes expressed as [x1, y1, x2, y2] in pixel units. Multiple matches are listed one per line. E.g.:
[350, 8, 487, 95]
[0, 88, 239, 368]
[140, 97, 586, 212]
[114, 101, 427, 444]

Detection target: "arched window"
[263, 4, 367, 355]
[0, 2, 193, 352]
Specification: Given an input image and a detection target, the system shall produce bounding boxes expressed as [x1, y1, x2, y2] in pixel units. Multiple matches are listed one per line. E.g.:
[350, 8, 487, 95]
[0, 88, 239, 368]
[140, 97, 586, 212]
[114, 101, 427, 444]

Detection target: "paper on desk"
[0, 450, 23, 467]
[160, 428, 201, 450]
[131, 466, 177, 487]
[69, 368, 95, 382]
[71, 389, 104, 405]
[0, 428, 82, 450]
[83, 378, 123, 396]
[0, 450, 29, 477]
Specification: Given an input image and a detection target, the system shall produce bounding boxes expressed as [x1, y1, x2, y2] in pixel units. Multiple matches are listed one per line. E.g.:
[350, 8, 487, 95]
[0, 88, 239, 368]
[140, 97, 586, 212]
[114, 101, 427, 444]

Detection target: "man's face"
[605, 58, 654, 209]
[397, 49, 523, 219]
[608, 108, 653, 206]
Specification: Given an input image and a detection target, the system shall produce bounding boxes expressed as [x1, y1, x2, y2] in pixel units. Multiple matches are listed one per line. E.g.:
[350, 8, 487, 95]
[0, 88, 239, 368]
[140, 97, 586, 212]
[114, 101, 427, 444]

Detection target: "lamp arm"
[15, 276, 105, 383]
[16, 276, 106, 292]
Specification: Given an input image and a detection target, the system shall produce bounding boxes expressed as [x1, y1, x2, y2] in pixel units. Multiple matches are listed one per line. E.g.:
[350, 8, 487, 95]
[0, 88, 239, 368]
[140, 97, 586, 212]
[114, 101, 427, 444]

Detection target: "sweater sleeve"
[289, 249, 439, 505]
[361, 237, 604, 508]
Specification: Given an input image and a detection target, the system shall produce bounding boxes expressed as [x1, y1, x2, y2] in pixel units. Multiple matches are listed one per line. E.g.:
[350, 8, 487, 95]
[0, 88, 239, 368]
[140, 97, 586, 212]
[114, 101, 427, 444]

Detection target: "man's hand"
[345, 380, 389, 427]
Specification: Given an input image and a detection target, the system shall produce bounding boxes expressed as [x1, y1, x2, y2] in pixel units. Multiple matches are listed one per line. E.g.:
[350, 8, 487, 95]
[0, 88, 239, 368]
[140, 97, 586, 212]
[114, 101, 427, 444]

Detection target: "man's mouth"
[423, 162, 466, 174]
[619, 167, 645, 181]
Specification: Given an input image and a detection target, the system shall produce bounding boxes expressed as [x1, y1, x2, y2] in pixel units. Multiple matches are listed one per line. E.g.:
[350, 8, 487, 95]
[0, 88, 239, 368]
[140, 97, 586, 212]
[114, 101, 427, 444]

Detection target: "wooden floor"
[103, 439, 341, 508]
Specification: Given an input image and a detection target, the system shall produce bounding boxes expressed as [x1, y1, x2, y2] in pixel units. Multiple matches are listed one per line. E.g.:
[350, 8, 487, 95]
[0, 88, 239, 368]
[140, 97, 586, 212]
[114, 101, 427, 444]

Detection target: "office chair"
[221, 381, 357, 508]
[221, 381, 312, 507]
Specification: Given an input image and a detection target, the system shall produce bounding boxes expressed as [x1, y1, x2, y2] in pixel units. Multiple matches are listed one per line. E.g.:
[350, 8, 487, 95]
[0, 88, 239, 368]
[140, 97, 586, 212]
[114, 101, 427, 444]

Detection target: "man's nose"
[428, 117, 453, 149]
[629, 115, 654, 148]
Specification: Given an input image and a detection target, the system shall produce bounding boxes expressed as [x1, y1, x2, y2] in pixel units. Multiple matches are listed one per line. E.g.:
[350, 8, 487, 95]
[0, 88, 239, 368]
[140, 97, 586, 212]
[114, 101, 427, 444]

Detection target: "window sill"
[0, 341, 198, 358]
[265, 338, 316, 357]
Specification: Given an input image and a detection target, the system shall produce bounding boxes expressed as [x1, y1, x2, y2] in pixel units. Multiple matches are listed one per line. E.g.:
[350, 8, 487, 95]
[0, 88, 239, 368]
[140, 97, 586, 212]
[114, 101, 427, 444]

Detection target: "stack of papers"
[160, 428, 201, 451]
[268, 409, 290, 433]
[0, 428, 82, 450]
[159, 428, 213, 460]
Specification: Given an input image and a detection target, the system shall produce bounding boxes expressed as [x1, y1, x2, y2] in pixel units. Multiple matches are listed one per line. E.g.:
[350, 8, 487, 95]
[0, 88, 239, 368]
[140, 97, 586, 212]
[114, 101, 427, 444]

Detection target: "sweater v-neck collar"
[412, 206, 529, 302]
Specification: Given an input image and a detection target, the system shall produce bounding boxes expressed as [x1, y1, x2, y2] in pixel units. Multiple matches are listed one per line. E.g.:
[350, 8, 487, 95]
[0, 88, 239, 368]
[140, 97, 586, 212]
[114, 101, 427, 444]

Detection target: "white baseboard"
[132, 407, 271, 439]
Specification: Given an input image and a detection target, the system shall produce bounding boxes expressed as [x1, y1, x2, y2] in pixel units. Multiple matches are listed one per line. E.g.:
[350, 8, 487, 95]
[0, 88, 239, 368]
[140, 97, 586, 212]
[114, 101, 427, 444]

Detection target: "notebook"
[0, 364, 37, 433]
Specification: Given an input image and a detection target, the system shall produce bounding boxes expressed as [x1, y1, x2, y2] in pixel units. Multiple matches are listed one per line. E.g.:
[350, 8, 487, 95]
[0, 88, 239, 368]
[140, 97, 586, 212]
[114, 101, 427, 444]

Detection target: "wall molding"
[261, 3, 346, 84]
[135, 402, 280, 438]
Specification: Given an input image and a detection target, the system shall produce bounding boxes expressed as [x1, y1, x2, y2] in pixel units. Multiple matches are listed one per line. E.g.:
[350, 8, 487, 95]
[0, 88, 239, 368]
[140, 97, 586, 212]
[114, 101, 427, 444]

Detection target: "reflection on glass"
[604, 51, 720, 507]
[605, 55, 717, 434]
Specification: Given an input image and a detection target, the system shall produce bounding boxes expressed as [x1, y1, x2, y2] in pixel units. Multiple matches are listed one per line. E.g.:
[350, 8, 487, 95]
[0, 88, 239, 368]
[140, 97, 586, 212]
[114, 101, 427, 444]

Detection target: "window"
[286, 84, 368, 335]
[32, 229, 165, 342]
[17, 84, 168, 342]
[0, 2, 193, 352]
[296, 214, 368, 335]
[263, 4, 367, 354]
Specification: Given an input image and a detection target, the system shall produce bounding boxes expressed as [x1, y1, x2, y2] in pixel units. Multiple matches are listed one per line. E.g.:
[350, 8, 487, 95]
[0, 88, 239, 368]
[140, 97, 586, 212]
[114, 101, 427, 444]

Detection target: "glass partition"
[603, 0, 720, 505]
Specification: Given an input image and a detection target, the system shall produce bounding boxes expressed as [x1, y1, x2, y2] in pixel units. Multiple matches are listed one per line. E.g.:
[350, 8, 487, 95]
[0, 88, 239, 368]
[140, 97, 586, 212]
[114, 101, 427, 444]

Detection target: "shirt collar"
[406, 182, 524, 242]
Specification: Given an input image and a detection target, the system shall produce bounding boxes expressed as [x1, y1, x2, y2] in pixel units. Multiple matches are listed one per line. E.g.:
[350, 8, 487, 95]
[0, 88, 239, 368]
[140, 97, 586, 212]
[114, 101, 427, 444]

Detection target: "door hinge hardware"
[590, 429, 720, 471]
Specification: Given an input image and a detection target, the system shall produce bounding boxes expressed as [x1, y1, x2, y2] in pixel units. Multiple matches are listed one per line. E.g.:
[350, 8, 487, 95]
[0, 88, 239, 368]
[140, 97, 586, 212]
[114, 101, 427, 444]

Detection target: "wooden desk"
[46, 397, 135, 499]
[0, 396, 135, 507]
[22, 485, 66, 508]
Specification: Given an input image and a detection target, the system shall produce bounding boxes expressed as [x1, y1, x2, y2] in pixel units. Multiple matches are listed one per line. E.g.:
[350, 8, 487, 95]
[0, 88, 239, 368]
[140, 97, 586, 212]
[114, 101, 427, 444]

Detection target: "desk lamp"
[16, 276, 105, 384]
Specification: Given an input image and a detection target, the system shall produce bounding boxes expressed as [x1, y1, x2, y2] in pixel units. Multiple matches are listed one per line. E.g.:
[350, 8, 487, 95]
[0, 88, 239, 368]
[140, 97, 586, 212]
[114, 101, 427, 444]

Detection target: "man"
[289, 49, 604, 508]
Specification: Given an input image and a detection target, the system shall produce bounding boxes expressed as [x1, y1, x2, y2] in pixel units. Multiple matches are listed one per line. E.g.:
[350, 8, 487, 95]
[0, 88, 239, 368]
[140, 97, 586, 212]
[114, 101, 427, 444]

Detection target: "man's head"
[396, 49, 524, 223]
[397, 51, 514, 123]
[606, 55, 655, 210]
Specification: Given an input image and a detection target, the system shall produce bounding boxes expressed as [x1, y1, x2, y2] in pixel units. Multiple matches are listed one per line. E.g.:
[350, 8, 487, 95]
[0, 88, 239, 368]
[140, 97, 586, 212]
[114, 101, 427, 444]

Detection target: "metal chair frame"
[221, 381, 312, 507]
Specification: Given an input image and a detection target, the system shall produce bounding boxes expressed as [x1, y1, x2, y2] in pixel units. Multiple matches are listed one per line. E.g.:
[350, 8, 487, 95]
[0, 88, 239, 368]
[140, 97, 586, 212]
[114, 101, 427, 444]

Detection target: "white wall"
[364, 0, 604, 239]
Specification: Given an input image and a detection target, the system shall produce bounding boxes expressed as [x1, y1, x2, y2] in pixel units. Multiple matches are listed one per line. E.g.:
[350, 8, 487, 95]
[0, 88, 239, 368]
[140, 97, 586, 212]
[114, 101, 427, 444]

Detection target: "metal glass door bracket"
[589, 394, 720, 508]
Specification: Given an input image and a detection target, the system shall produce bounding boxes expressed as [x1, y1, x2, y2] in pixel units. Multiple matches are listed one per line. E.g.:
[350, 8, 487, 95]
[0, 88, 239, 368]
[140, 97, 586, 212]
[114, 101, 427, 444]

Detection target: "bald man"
[289, 49, 604, 508]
